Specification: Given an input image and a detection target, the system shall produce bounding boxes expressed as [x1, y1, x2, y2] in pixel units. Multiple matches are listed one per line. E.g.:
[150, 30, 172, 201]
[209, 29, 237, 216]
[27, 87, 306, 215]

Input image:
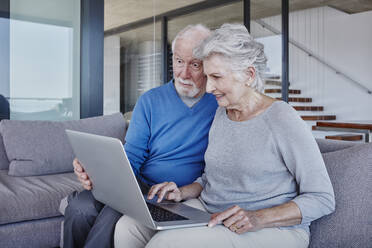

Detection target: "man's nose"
[179, 65, 191, 79]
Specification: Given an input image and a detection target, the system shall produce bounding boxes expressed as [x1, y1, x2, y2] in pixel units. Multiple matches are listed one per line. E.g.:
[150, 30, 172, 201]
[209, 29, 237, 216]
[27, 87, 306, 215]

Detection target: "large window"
[102, 0, 372, 138]
[2, 0, 81, 120]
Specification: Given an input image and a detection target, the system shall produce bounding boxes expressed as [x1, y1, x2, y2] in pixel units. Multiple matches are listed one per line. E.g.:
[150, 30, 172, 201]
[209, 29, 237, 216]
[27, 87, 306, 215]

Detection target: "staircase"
[264, 79, 337, 122]
[264, 79, 364, 142]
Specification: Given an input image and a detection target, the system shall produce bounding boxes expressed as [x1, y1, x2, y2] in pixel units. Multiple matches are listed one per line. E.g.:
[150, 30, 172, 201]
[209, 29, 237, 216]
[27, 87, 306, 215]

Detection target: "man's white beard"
[174, 78, 201, 98]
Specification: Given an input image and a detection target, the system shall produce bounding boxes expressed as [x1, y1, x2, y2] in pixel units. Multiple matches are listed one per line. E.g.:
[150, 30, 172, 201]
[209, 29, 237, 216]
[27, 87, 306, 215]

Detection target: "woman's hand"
[147, 182, 183, 203]
[208, 205, 263, 234]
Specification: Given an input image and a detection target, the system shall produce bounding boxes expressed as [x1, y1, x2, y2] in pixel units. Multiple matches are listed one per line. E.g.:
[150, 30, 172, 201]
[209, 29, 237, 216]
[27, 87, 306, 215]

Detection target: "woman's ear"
[245, 66, 256, 85]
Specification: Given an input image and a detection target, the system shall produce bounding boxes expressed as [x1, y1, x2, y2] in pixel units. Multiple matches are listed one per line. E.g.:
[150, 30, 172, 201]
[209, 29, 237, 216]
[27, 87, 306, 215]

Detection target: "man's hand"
[73, 158, 92, 190]
[147, 182, 183, 203]
[208, 205, 263, 234]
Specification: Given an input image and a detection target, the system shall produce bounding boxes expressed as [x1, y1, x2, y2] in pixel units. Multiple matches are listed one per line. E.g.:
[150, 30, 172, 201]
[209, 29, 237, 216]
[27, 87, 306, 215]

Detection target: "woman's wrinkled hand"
[147, 182, 183, 203]
[208, 205, 263, 234]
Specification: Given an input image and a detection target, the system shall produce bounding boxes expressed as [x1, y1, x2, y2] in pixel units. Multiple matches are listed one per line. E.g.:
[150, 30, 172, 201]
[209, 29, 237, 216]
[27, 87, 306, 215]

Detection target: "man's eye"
[193, 63, 200, 68]
[177, 59, 183, 64]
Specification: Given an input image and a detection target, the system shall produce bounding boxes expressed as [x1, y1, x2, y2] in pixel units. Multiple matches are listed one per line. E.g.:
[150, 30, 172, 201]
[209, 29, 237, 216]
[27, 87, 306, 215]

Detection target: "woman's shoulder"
[265, 101, 316, 150]
[267, 101, 300, 118]
[265, 101, 307, 129]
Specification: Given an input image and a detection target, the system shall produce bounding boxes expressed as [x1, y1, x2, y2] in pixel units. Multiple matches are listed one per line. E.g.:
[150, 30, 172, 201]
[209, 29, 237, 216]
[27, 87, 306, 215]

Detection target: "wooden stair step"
[276, 97, 312, 102]
[301, 115, 336, 121]
[266, 75, 281, 80]
[265, 89, 301, 94]
[265, 80, 281, 86]
[265, 80, 290, 86]
[293, 106, 324, 111]
[325, 134, 363, 141]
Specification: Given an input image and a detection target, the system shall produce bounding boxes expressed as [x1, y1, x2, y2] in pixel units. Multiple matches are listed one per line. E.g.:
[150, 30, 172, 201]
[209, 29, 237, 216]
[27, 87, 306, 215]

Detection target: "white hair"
[193, 23, 267, 92]
[171, 24, 211, 53]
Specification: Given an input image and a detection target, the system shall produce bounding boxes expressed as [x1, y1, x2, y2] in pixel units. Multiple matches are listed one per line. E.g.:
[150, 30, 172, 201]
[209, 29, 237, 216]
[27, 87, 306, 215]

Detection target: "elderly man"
[63, 24, 217, 248]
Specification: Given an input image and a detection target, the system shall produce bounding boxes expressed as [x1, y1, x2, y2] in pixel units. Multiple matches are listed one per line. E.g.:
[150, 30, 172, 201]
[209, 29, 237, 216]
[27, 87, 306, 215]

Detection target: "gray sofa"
[309, 139, 372, 247]
[0, 113, 127, 248]
[0, 111, 371, 247]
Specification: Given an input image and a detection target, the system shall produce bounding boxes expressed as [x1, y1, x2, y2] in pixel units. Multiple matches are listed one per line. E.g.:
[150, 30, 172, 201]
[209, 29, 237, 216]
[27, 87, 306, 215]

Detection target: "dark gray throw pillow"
[0, 113, 126, 176]
[309, 143, 372, 248]
[0, 133, 9, 170]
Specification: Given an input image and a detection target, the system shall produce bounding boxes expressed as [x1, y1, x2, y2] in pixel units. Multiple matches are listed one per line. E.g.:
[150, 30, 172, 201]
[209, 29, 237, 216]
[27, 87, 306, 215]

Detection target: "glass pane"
[289, 1, 372, 140]
[250, 1, 282, 84]
[104, 1, 243, 115]
[9, 0, 80, 120]
[104, 22, 162, 114]
[167, 1, 243, 82]
[168, 1, 243, 43]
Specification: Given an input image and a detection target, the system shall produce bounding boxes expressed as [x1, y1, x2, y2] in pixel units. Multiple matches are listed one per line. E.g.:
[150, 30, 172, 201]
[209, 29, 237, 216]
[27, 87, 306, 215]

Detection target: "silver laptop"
[65, 129, 211, 230]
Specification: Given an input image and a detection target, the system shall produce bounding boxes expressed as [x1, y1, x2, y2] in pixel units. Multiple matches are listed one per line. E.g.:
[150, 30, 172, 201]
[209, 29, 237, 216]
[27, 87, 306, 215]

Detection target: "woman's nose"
[206, 80, 215, 93]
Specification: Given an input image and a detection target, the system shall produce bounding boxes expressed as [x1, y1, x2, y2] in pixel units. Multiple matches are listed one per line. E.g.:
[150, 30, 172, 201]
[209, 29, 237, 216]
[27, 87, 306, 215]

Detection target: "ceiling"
[115, 1, 244, 47]
[104, 0, 372, 31]
[104, 0, 203, 30]
[105, 0, 372, 48]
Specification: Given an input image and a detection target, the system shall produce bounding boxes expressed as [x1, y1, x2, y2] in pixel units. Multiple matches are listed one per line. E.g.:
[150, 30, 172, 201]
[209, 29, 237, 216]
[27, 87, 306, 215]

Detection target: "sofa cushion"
[0, 133, 9, 170]
[0, 113, 126, 176]
[0, 216, 63, 248]
[0, 170, 82, 225]
[309, 143, 372, 248]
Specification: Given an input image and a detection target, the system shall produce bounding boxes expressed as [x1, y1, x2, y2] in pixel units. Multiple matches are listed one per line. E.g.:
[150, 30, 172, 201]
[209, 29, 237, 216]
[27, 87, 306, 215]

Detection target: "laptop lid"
[65, 129, 156, 229]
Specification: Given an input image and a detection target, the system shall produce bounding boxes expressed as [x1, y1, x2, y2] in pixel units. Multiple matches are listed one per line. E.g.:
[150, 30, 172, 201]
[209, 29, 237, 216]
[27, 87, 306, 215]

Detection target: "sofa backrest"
[309, 141, 372, 248]
[0, 113, 127, 177]
[0, 131, 362, 172]
[315, 138, 360, 153]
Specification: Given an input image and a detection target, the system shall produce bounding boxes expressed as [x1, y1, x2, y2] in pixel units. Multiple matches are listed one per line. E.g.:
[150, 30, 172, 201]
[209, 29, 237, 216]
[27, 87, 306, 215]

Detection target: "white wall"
[252, 6, 372, 122]
[324, 9, 372, 120]
[103, 35, 120, 115]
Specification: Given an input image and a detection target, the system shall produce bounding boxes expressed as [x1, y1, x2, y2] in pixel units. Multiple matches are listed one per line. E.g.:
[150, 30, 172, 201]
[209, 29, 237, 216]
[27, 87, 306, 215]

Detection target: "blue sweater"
[124, 81, 218, 187]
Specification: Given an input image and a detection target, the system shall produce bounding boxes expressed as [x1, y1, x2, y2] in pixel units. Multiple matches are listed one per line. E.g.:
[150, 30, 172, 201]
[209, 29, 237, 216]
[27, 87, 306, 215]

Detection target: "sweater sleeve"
[267, 104, 335, 225]
[124, 94, 151, 177]
[194, 173, 207, 188]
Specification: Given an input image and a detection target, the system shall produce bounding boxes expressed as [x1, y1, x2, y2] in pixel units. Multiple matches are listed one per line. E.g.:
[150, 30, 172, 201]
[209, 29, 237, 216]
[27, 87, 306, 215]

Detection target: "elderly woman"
[115, 23, 335, 248]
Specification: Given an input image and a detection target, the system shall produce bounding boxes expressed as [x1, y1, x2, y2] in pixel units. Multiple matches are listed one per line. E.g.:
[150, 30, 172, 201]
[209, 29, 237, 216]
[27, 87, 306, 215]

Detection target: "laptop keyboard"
[146, 202, 188, 222]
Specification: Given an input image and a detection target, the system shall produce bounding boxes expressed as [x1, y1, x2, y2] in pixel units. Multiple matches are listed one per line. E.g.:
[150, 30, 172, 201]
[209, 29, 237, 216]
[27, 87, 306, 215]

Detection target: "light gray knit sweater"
[195, 101, 335, 233]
